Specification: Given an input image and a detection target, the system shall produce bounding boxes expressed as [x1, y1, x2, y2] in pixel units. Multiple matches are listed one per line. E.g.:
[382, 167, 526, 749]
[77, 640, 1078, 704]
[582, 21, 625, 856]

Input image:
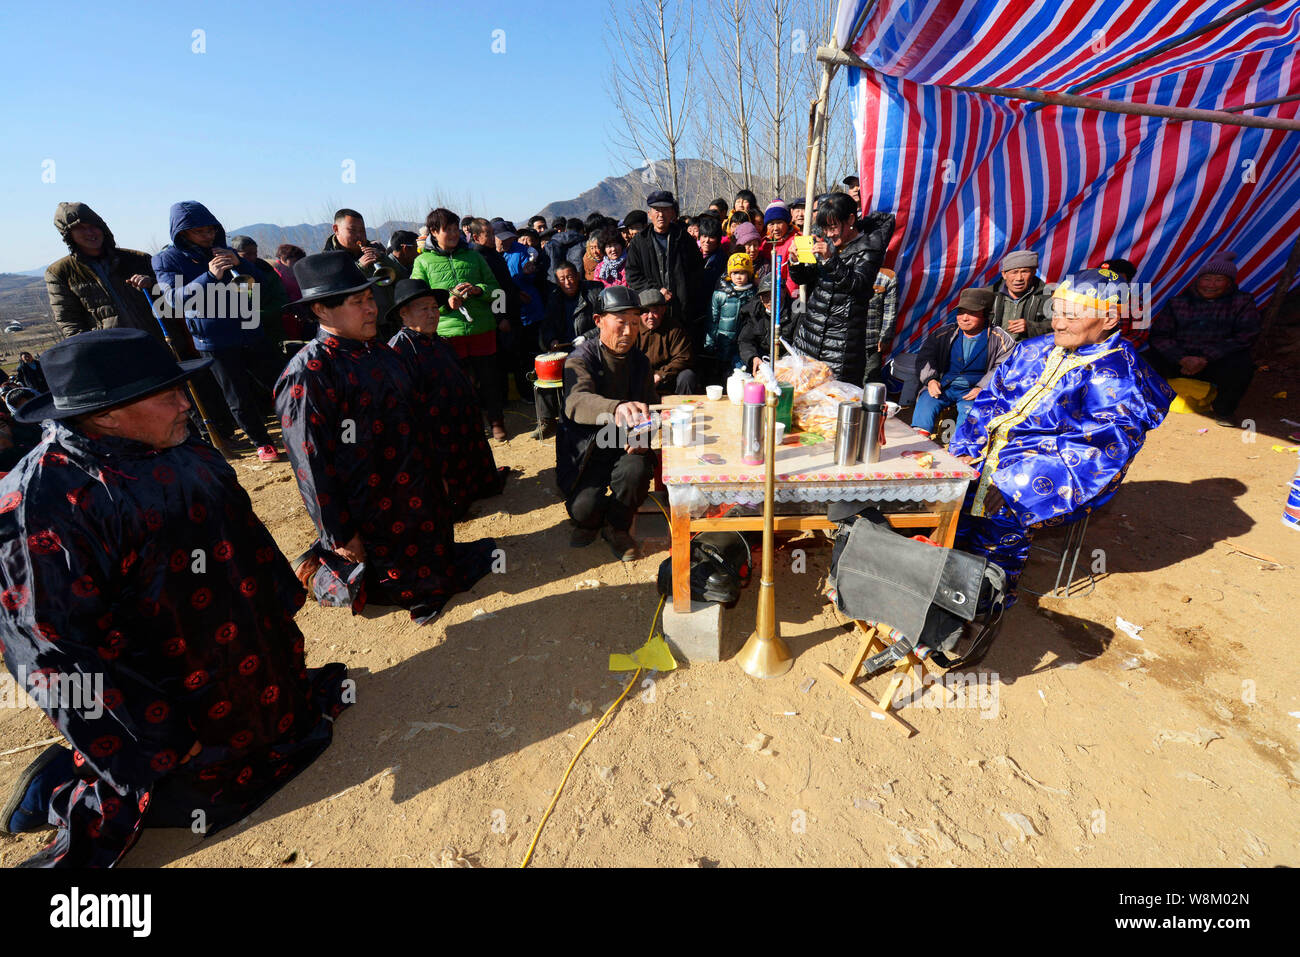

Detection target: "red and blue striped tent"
[834, 0, 1300, 353]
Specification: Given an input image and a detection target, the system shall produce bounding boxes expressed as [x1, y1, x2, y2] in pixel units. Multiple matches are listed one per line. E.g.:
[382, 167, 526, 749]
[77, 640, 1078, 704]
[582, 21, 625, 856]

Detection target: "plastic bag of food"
[770, 353, 831, 395]
[793, 380, 863, 437]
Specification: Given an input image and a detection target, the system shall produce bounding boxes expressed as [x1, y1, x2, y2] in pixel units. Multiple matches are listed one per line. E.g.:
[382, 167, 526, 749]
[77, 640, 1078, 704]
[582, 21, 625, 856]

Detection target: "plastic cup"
[706, 385, 724, 400]
[774, 422, 786, 445]
[671, 408, 695, 446]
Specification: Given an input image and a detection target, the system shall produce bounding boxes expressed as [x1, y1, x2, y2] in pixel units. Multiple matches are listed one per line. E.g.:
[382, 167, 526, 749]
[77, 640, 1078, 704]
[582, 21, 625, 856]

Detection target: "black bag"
[828, 507, 1006, 674]
[656, 532, 752, 606]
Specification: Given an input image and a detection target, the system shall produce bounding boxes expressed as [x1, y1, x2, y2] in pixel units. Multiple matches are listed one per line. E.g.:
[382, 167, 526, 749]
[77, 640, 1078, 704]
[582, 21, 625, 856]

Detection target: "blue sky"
[0, 0, 628, 272]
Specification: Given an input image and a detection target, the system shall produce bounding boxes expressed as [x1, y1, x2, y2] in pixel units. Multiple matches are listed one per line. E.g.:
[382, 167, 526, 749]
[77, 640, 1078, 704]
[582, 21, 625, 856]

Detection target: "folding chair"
[1022, 514, 1095, 599]
[822, 619, 955, 737]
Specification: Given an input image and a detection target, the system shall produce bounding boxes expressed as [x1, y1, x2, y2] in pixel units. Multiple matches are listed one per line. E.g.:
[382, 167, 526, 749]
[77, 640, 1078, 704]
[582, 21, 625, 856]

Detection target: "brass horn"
[370, 264, 398, 286]
[736, 389, 794, 679]
[216, 248, 257, 289]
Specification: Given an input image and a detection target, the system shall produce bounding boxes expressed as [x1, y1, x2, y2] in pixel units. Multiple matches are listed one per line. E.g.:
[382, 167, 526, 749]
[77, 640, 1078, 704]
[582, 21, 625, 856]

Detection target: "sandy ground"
[2, 346, 1298, 869]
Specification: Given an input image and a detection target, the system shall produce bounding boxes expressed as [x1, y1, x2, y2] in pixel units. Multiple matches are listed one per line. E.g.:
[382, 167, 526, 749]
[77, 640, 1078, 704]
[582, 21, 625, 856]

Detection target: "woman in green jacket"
[411, 207, 506, 439]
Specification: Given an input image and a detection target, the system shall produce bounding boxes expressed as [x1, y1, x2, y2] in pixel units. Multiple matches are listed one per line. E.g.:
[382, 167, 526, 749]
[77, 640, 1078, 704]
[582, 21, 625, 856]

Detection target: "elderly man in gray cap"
[556, 285, 658, 562]
[988, 249, 1053, 340]
[637, 288, 698, 395]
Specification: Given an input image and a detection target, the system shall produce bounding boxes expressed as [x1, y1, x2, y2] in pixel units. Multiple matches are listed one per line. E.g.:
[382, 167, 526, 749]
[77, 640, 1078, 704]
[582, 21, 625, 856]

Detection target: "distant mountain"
[537, 158, 784, 223]
[227, 220, 423, 256]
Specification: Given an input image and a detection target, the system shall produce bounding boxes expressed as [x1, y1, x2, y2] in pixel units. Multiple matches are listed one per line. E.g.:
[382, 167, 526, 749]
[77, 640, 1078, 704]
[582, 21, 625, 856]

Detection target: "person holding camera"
[152, 201, 282, 461]
[787, 192, 896, 387]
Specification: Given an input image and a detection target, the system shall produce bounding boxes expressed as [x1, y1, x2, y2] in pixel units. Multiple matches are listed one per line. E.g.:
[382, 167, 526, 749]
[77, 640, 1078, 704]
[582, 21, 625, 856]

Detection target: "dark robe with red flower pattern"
[273, 329, 495, 623]
[0, 425, 350, 867]
[388, 326, 502, 514]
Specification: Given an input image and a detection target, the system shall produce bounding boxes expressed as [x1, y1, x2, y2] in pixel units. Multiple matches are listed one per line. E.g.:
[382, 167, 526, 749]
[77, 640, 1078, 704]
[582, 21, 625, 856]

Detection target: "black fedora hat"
[291, 251, 378, 307]
[386, 278, 450, 326]
[15, 328, 211, 424]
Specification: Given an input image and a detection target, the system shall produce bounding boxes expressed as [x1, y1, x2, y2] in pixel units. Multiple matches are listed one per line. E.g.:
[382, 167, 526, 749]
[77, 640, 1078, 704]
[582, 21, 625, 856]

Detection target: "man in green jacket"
[410, 208, 507, 440]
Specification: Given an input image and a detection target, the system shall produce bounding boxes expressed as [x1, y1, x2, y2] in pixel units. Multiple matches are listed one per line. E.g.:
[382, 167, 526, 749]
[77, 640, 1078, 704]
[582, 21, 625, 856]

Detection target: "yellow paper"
[1271, 444, 1300, 453]
[1166, 377, 1215, 414]
[609, 633, 678, 672]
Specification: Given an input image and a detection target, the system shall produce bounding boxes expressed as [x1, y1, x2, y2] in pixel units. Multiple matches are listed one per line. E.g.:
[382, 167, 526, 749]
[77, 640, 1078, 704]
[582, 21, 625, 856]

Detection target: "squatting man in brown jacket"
[556, 286, 658, 563]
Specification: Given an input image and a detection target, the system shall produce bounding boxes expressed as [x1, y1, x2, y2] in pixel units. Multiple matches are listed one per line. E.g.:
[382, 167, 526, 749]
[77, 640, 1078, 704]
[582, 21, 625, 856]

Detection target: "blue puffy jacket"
[151, 201, 263, 353]
[501, 244, 544, 327]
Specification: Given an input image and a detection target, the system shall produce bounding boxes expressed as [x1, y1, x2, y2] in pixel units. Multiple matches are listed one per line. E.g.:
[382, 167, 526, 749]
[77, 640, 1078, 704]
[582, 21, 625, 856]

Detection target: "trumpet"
[361, 241, 397, 286]
[214, 247, 257, 289]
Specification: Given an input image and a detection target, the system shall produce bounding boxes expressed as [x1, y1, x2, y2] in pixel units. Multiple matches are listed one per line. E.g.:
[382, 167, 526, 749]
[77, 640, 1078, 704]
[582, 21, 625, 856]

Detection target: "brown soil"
[3, 360, 1299, 869]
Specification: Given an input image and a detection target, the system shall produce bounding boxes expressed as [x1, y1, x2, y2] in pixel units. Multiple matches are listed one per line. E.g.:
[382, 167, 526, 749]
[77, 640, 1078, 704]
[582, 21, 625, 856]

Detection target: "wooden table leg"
[932, 500, 962, 548]
[670, 498, 692, 612]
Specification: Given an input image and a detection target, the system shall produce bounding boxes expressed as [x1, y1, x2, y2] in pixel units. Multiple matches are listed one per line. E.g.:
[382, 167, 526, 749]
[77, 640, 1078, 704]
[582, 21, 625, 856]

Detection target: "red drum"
[534, 352, 567, 388]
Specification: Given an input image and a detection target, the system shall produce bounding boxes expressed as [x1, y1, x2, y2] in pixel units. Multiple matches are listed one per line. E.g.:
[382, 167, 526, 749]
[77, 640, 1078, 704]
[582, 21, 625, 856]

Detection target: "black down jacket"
[789, 212, 896, 386]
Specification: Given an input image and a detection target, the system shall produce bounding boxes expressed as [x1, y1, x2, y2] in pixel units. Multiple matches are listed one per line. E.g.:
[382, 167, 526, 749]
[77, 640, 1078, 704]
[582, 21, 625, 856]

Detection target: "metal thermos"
[741, 381, 766, 465]
[834, 402, 865, 466]
[860, 382, 887, 465]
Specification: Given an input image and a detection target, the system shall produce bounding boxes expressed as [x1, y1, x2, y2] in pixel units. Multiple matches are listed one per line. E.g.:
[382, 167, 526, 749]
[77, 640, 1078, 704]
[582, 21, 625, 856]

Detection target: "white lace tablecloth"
[659, 396, 977, 511]
[666, 479, 970, 507]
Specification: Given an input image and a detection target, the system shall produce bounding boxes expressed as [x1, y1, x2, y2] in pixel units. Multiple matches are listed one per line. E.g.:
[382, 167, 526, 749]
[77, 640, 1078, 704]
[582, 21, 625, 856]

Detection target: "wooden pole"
[1066, 0, 1275, 94]
[1224, 92, 1300, 114]
[1257, 231, 1300, 358]
[814, 46, 1300, 131]
[945, 83, 1300, 132]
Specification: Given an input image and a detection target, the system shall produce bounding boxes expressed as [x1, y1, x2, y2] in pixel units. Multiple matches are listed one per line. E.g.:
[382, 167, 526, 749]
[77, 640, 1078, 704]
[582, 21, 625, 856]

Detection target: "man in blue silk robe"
[949, 268, 1174, 604]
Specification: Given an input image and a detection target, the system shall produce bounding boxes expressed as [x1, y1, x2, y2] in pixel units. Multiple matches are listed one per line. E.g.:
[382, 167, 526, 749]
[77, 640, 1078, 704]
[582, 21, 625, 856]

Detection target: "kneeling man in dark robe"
[558, 286, 658, 562]
[0, 329, 350, 867]
[275, 253, 496, 624]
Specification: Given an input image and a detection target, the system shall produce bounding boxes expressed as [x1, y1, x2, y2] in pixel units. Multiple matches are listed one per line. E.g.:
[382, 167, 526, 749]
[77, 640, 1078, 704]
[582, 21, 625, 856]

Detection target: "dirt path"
[2, 360, 1298, 869]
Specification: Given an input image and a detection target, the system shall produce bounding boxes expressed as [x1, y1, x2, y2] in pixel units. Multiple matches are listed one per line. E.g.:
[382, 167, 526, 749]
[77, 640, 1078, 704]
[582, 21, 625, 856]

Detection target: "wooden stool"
[822, 620, 954, 737]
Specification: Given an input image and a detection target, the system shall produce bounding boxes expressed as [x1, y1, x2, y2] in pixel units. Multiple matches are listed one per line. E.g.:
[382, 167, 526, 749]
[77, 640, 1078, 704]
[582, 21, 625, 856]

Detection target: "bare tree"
[709, 0, 756, 187]
[753, 0, 795, 196]
[606, 0, 696, 198]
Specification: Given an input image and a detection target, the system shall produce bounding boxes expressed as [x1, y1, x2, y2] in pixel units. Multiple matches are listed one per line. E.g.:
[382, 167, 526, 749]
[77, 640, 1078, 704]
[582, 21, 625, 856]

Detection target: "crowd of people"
[0, 181, 1266, 867]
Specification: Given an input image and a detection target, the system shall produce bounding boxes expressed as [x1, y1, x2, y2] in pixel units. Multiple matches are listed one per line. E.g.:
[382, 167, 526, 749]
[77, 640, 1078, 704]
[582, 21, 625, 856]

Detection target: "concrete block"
[661, 599, 725, 663]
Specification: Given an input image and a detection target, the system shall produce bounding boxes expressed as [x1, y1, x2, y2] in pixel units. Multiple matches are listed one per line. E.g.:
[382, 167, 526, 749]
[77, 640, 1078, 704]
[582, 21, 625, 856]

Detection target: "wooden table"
[658, 395, 978, 612]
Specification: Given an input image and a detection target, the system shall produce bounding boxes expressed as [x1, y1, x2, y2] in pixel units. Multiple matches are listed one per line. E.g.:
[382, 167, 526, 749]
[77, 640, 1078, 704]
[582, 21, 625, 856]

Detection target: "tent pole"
[1224, 92, 1300, 114]
[798, 58, 836, 316]
[1258, 231, 1300, 358]
[1067, 0, 1275, 94]
[945, 83, 1300, 132]
[815, 47, 1300, 131]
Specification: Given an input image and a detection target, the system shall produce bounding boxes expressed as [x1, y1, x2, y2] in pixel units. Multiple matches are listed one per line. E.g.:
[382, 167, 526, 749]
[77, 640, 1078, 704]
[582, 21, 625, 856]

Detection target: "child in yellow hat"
[704, 253, 758, 384]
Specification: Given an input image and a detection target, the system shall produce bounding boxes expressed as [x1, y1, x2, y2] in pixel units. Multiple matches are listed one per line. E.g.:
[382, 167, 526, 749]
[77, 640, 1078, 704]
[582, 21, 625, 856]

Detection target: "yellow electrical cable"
[519, 594, 665, 868]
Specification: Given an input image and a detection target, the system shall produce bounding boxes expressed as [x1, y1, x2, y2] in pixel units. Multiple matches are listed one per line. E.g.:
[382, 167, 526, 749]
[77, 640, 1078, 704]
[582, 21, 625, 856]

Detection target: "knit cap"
[1001, 249, 1039, 272]
[1196, 250, 1237, 280]
[732, 222, 762, 245]
[763, 200, 791, 225]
